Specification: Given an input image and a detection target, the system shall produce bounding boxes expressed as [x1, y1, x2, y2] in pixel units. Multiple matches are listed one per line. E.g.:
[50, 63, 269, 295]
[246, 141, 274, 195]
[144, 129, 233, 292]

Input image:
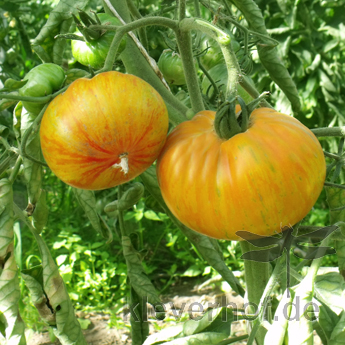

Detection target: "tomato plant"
[19, 63, 65, 115]
[156, 107, 326, 240]
[158, 49, 197, 85]
[40, 71, 169, 190]
[71, 13, 126, 69]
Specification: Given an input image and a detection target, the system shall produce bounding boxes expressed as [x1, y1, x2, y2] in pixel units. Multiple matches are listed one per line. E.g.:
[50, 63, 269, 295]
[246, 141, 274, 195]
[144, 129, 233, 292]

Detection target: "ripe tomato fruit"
[40, 71, 169, 190]
[156, 107, 326, 240]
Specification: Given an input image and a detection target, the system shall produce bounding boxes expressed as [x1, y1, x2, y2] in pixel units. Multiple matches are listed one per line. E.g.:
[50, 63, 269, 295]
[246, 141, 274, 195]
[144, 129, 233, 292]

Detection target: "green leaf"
[183, 307, 233, 337]
[20, 107, 43, 205]
[32, 0, 88, 63]
[318, 69, 337, 93]
[0, 252, 26, 344]
[319, 303, 341, 341]
[0, 98, 17, 111]
[78, 318, 91, 330]
[32, 189, 49, 233]
[122, 236, 165, 319]
[4, 78, 28, 91]
[143, 324, 184, 345]
[164, 332, 227, 345]
[73, 188, 112, 242]
[144, 210, 162, 221]
[34, 234, 87, 344]
[0, 179, 14, 258]
[229, 0, 301, 111]
[330, 311, 345, 345]
[315, 272, 345, 314]
[182, 265, 202, 277]
[323, 39, 340, 53]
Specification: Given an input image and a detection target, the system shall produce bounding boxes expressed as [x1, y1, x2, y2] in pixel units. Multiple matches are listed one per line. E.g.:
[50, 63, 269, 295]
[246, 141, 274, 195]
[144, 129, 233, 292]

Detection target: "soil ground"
[24, 278, 248, 345]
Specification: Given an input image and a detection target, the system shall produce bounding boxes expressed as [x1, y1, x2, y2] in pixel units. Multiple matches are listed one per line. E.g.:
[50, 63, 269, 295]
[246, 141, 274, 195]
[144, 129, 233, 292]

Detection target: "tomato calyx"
[72, 10, 108, 43]
[214, 99, 242, 139]
[214, 92, 271, 140]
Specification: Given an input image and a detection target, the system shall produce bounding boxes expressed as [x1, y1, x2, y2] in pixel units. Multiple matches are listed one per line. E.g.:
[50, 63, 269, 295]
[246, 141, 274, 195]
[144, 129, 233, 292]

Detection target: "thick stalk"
[311, 127, 345, 137]
[176, 28, 205, 113]
[180, 18, 240, 100]
[240, 241, 270, 345]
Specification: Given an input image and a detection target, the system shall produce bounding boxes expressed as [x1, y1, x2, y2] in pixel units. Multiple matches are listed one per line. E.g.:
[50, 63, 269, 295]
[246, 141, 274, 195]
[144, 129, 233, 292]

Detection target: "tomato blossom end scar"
[112, 153, 129, 174]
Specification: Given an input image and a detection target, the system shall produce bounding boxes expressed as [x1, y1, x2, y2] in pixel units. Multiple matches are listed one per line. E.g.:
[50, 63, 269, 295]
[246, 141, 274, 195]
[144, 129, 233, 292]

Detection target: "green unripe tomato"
[19, 63, 65, 115]
[201, 63, 254, 103]
[199, 35, 244, 71]
[158, 49, 198, 86]
[71, 13, 126, 69]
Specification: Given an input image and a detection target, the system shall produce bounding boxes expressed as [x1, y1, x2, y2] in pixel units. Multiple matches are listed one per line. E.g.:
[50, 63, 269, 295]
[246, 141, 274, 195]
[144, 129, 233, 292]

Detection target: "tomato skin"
[71, 14, 126, 69]
[158, 49, 198, 85]
[40, 71, 169, 190]
[19, 63, 65, 115]
[156, 108, 326, 240]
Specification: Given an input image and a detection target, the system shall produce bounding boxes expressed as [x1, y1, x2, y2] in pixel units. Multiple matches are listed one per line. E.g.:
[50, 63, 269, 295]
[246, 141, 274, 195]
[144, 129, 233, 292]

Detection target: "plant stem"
[103, 0, 189, 124]
[240, 241, 270, 345]
[9, 156, 22, 184]
[311, 127, 345, 137]
[324, 181, 345, 190]
[117, 185, 126, 237]
[178, 0, 186, 20]
[126, 0, 149, 51]
[176, 28, 205, 113]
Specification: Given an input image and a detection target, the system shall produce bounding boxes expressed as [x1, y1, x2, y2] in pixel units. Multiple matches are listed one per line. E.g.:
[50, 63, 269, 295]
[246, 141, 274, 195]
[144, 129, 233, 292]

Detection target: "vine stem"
[117, 185, 126, 237]
[9, 156, 22, 184]
[311, 127, 345, 137]
[179, 18, 240, 100]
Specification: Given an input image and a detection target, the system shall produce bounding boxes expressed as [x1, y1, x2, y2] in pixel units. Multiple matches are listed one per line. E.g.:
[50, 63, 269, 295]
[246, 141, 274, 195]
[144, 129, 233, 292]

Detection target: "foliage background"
[0, 0, 344, 337]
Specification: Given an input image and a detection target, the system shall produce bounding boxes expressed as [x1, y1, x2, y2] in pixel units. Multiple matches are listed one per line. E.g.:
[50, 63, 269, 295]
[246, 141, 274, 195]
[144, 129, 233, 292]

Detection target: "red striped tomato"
[40, 71, 169, 190]
[156, 107, 326, 240]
